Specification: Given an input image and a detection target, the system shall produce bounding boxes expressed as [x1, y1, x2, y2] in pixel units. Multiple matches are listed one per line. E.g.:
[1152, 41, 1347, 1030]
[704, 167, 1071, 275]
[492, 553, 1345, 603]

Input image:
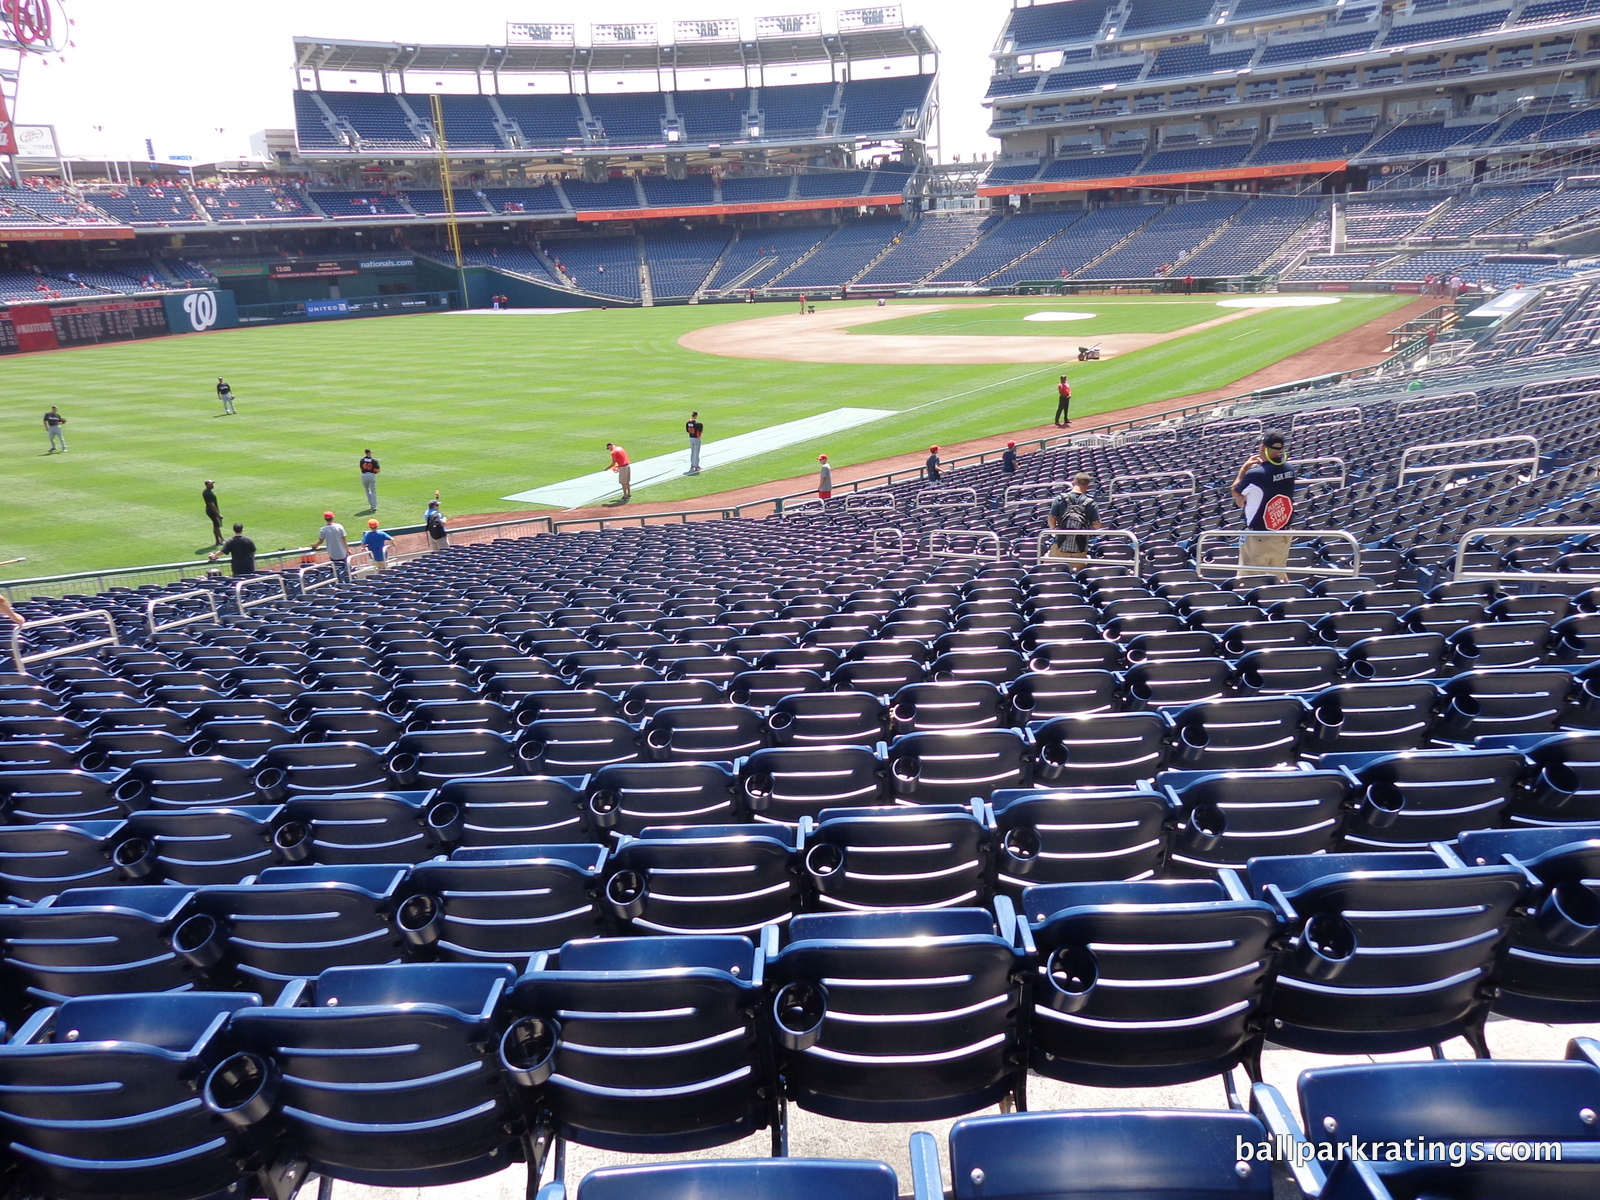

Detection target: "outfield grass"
[854, 296, 1242, 338]
[0, 293, 1409, 578]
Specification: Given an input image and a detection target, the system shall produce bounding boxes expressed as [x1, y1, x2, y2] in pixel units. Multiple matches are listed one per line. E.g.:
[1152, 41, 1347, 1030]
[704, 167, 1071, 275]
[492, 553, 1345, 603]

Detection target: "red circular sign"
[3, 0, 57, 50]
[1263, 494, 1294, 531]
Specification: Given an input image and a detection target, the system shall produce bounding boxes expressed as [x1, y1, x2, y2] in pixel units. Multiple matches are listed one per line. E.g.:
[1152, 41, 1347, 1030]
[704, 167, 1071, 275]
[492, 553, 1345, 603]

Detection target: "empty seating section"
[16, 344, 1600, 1195]
[430, 95, 507, 149]
[1150, 45, 1255, 79]
[794, 170, 875, 199]
[928, 211, 1084, 285]
[1372, 249, 1487, 279]
[1139, 143, 1252, 173]
[1123, 0, 1216, 34]
[1082, 197, 1246, 278]
[1343, 199, 1441, 243]
[1422, 186, 1552, 238]
[640, 176, 715, 209]
[1251, 130, 1375, 164]
[839, 76, 932, 135]
[587, 93, 667, 143]
[563, 178, 644, 211]
[1519, 0, 1600, 19]
[1492, 186, 1600, 236]
[403, 189, 492, 215]
[775, 220, 906, 289]
[495, 94, 586, 147]
[1385, 8, 1510, 45]
[757, 81, 836, 137]
[1040, 63, 1143, 93]
[1179, 196, 1318, 276]
[642, 231, 732, 298]
[988, 205, 1159, 284]
[479, 185, 568, 215]
[0, 187, 114, 225]
[546, 236, 641, 299]
[670, 88, 751, 141]
[1284, 253, 1391, 282]
[705, 227, 830, 292]
[293, 91, 345, 150]
[1360, 122, 1494, 158]
[318, 93, 427, 149]
[1037, 152, 1144, 181]
[854, 212, 993, 286]
[1006, 0, 1117, 49]
[1257, 31, 1377, 66]
[720, 175, 795, 204]
[462, 247, 564, 286]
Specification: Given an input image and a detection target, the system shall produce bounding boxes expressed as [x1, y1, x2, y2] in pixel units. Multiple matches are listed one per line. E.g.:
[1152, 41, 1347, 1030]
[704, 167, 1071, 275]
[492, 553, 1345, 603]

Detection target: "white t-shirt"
[320, 522, 349, 560]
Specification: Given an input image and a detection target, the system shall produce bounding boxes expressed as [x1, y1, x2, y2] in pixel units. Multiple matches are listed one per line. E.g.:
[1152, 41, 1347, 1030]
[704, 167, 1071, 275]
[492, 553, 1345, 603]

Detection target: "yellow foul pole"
[430, 93, 471, 308]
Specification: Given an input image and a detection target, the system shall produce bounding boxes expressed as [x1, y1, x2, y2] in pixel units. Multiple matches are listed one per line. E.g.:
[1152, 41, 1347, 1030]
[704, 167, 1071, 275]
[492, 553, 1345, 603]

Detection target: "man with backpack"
[424, 494, 449, 552]
[1048, 473, 1102, 564]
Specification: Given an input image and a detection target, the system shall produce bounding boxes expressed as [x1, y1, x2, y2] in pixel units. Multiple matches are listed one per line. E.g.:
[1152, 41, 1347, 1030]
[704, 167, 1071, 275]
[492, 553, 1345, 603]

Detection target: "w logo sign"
[182, 291, 218, 332]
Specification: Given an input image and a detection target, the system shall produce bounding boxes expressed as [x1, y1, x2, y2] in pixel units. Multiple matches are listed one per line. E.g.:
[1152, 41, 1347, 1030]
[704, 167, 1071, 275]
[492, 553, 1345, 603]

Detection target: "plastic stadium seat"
[1258, 1057, 1600, 1200]
[929, 648, 1028, 684]
[803, 803, 992, 911]
[405, 698, 517, 734]
[1023, 879, 1278, 1086]
[1162, 768, 1351, 874]
[918, 1108, 1272, 1200]
[1301, 682, 1439, 754]
[727, 668, 827, 707]
[560, 1159, 900, 1200]
[885, 729, 1030, 804]
[1316, 611, 1401, 650]
[517, 688, 622, 724]
[295, 708, 405, 747]
[766, 691, 887, 746]
[115, 805, 289, 885]
[215, 963, 528, 1189]
[0, 820, 130, 902]
[768, 906, 1026, 1120]
[387, 729, 523, 785]
[586, 761, 743, 833]
[1479, 730, 1600, 825]
[739, 746, 889, 824]
[517, 717, 644, 773]
[1235, 647, 1343, 694]
[1030, 713, 1170, 786]
[501, 935, 779, 1155]
[832, 657, 927, 694]
[0, 884, 198, 1006]
[890, 680, 1009, 733]
[1245, 849, 1523, 1056]
[254, 742, 395, 798]
[605, 825, 802, 934]
[437, 775, 594, 847]
[273, 793, 461, 864]
[0, 769, 127, 823]
[1344, 632, 1447, 680]
[1433, 667, 1574, 741]
[1325, 747, 1525, 848]
[0, 992, 273, 1200]
[175, 863, 409, 999]
[1167, 697, 1306, 770]
[113, 756, 268, 809]
[397, 845, 607, 962]
[0, 738, 82, 772]
[186, 718, 296, 759]
[643, 703, 767, 761]
[990, 785, 1168, 892]
[1006, 669, 1120, 720]
[1122, 658, 1234, 708]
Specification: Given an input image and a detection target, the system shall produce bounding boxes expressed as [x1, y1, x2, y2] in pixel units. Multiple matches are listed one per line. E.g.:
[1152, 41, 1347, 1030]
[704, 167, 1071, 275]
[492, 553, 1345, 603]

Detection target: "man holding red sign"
[1231, 431, 1296, 580]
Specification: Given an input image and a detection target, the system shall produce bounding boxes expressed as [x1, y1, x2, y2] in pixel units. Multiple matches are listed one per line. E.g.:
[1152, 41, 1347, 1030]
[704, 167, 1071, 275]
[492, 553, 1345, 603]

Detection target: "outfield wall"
[0, 289, 238, 355]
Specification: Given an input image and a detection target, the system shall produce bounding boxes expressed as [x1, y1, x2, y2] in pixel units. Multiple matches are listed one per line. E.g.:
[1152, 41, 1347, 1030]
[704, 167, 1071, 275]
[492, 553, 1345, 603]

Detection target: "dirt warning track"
[677, 302, 1262, 365]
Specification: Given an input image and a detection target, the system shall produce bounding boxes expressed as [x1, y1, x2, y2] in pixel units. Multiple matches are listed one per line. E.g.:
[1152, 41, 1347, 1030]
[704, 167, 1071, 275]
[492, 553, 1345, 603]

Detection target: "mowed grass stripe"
[0, 295, 1407, 576]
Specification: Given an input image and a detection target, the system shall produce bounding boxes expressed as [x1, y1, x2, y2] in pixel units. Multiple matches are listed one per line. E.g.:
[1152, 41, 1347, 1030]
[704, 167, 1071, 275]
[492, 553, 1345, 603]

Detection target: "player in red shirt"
[606, 442, 632, 501]
[1055, 376, 1072, 427]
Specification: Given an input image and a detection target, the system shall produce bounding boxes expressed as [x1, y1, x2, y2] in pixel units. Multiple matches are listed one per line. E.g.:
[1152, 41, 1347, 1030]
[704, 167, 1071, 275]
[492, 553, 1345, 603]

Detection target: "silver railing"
[1193, 529, 1362, 580]
[145, 589, 220, 637]
[872, 528, 908, 551]
[1296, 457, 1349, 488]
[1108, 471, 1197, 501]
[914, 487, 980, 512]
[234, 574, 288, 613]
[1452, 524, 1600, 586]
[1004, 481, 1071, 509]
[926, 529, 1002, 562]
[1290, 406, 1363, 432]
[1033, 528, 1142, 573]
[1395, 392, 1479, 419]
[11, 610, 119, 674]
[1398, 436, 1540, 485]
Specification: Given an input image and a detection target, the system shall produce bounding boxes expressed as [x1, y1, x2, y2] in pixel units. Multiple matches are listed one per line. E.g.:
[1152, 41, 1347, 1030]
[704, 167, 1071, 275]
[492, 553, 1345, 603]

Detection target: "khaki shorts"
[1241, 533, 1291, 571]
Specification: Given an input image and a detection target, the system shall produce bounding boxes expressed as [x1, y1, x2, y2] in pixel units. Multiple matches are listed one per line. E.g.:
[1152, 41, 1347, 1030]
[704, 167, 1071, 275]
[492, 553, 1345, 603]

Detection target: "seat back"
[739, 747, 888, 824]
[438, 774, 594, 847]
[805, 804, 992, 911]
[1163, 768, 1350, 874]
[607, 826, 801, 934]
[885, 730, 1031, 804]
[1031, 713, 1170, 787]
[587, 761, 743, 834]
[1330, 747, 1525, 848]
[989, 786, 1168, 892]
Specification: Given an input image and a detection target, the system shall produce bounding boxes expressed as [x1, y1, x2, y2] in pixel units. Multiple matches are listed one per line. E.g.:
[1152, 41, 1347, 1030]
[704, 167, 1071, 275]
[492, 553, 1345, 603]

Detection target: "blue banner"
[304, 299, 350, 317]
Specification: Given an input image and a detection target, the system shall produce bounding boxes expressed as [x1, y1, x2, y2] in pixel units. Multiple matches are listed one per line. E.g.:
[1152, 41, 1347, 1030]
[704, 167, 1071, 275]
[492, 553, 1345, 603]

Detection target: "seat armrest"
[1567, 1036, 1600, 1069]
[909, 1130, 944, 1200]
[1320, 1159, 1395, 1200]
[1252, 1080, 1327, 1197]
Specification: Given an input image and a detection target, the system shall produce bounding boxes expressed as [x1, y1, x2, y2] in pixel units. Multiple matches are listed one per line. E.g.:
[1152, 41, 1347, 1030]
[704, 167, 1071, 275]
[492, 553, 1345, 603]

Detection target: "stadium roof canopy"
[292, 25, 937, 77]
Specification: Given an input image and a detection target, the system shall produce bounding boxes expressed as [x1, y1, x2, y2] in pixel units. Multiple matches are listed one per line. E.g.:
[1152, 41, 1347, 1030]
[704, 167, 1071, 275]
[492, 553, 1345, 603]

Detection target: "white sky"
[14, 0, 1012, 164]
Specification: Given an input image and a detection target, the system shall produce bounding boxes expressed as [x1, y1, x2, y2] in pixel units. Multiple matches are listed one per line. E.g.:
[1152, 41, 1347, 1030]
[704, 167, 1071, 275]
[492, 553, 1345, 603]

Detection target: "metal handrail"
[914, 488, 979, 511]
[145, 589, 219, 637]
[1452, 524, 1600, 584]
[1395, 392, 1478, 419]
[844, 491, 896, 513]
[872, 528, 907, 551]
[1113, 426, 1178, 448]
[1193, 529, 1362, 579]
[926, 529, 1002, 562]
[1194, 417, 1263, 440]
[234, 574, 288, 613]
[296, 563, 340, 593]
[1033, 528, 1141, 573]
[10, 610, 119, 674]
[1290, 406, 1363, 432]
[1108, 470, 1197, 501]
[1004, 481, 1070, 509]
[1398, 436, 1540, 485]
[1518, 389, 1600, 406]
[1296, 457, 1348, 488]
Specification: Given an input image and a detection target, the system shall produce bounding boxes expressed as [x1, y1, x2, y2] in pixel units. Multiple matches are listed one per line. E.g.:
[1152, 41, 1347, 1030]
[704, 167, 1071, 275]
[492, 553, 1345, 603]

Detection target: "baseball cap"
[930, 445, 939, 453]
[1006, 441, 1016, 448]
[368, 519, 380, 529]
[818, 454, 828, 462]
[323, 511, 335, 521]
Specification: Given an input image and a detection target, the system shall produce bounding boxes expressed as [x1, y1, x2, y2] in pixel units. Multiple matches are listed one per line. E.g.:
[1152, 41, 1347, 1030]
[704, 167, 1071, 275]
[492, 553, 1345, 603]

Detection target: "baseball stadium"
[3, 0, 1600, 1198]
